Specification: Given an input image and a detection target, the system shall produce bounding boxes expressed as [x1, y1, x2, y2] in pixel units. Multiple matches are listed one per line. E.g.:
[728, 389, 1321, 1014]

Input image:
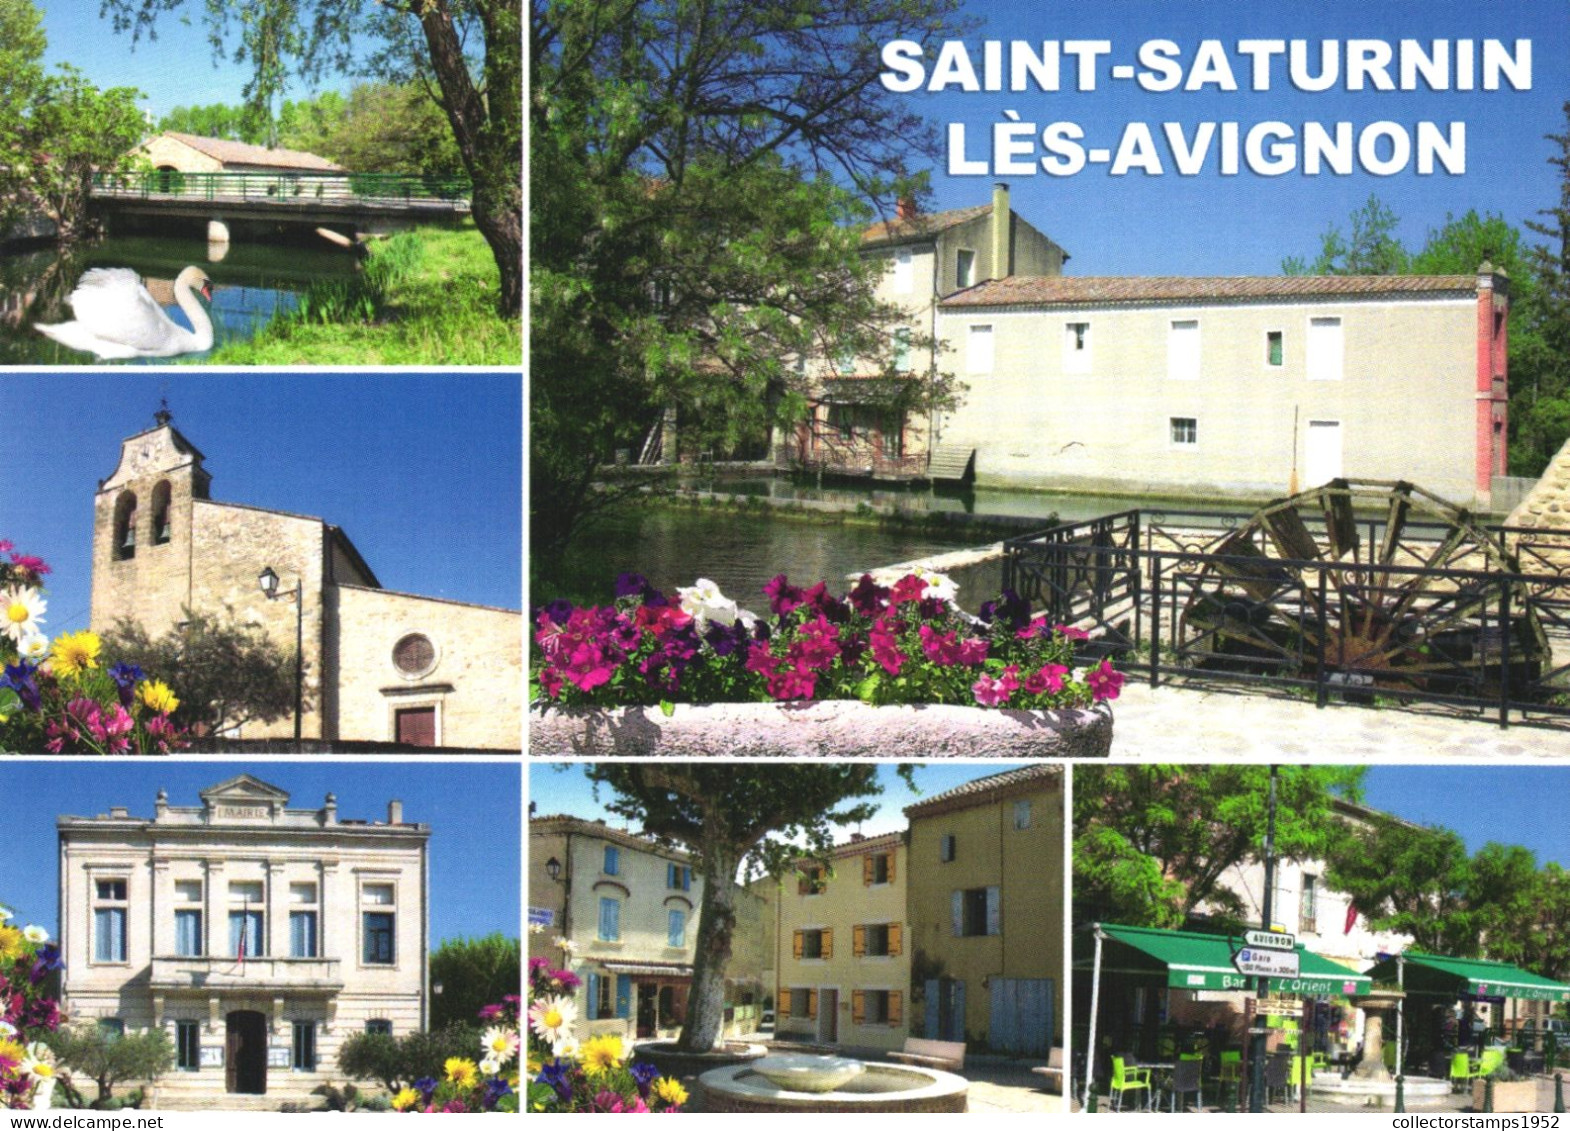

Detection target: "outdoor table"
[1134, 1062, 1176, 1109]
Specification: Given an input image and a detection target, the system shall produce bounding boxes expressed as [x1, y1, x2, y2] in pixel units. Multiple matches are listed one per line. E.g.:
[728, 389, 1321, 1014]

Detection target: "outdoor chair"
[1479, 1048, 1507, 1076]
[1218, 1049, 1242, 1084]
[1109, 1056, 1152, 1111]
[1450, 1051, 1484, 1092]
[1264, 1054, 1293, 1106]
[1168, 1057, 1204, 1112]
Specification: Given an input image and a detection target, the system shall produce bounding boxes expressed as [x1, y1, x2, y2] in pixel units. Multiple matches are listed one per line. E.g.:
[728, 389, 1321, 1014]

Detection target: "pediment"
[199, 774, 291, 821]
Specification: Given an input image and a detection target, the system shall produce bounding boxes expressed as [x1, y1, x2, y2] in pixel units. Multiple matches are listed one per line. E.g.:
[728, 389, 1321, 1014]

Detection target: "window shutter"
[683, 867, 691, 891]
[616, 974, 632, 1019]
[852, 990, 866, 1025]
[951, 890, 963, 937]
[853, 925, 867, 957]
[863, 855, 873, 886]
[888, 852, 896, 883]
[889, 922, 903, 957]
[807, 990, 818, 1020]
[822, 928, 834, 960]
[798, 873, 809, 896]
[586, 972, 600, 1020]
[986, 886, 1001, 936]
[888, 991, 903, 1027]
[793, 930, 804, 959]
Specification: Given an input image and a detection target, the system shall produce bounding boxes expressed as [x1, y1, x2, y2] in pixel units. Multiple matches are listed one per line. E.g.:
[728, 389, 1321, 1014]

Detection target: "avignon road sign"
[1244, 930, 1298, 951]
[1233, 947, 1301, 978]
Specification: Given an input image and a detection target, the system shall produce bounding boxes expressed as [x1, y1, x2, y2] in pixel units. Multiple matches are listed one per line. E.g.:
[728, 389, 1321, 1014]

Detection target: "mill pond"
[0, 233, 362, 364]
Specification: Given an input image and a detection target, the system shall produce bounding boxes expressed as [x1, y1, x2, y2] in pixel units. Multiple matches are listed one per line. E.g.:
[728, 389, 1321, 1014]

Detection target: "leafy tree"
[0, 0, 144, 244]
[1073, 765, 1365, 930]
[288, 84, 465, 177]
[530, 0, 967, 571]
[1283, 194, 1410, 276]
[1516, 102, 1570, 476]
[102, 0, 521, 314]
[430, 934, 521, 1030]
[46, 1025, 174, 1108]
[158, 102, 271, 145]
[582, 763, 904, 1051]
[102, 609, 300, 738]
[338, 1023, 480, 1091]
[1323, 816, 1480, 955]
[1521, 863, 1570, 982]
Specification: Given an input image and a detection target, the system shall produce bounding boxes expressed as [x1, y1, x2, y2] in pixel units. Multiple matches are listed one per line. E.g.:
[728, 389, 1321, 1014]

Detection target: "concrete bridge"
[90, 171, 471, 243]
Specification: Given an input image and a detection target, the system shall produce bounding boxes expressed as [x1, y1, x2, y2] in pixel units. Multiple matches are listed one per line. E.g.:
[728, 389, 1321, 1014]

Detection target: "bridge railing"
[91, 170, 472, 209]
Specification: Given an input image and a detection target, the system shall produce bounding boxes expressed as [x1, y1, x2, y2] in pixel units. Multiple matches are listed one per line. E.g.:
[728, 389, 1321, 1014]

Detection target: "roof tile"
[941, 273, 1479, 307]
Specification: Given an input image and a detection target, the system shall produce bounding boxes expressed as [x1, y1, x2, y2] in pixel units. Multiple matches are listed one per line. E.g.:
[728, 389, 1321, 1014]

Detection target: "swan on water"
[35, 265, 215, 360]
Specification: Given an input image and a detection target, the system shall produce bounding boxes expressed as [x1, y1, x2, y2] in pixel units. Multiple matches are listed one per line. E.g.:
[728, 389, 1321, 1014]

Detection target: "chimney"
[388, 800, 403, 825]
[323, 792, 337, 826]
[896, 195, 917, 221]
[850, 832, 865, 843]
[991, 182, 1011, 280]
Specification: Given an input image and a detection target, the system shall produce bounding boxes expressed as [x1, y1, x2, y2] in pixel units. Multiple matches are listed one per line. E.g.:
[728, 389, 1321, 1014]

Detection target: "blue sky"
[6, 761, 521, 944]
[36, 0, 363, 119]
[2, 372, 521, 637]
[896, 0, 1570, 274]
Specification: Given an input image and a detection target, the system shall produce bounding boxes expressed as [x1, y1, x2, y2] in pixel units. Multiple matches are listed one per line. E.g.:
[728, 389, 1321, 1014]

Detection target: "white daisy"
[481, 1025, 520, 1062]
[18, 632, 48, 661]
[527, 995, 577, 1045]
[1, 587, 45, 644]
[480, 1056, 501, 1076]
[0, 905, 12, 922]
[552, 1035, 581, 1059]
[22, 925, 47, 944]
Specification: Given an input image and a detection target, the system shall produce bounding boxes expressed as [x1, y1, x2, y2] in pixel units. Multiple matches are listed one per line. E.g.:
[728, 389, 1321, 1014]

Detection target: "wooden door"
[396, 707, 436, 747]
[225, 1011, 267, 1094]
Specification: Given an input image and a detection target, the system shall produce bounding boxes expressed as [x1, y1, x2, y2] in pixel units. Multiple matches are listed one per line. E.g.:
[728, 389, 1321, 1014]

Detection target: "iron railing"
[91, 170, 472, 208]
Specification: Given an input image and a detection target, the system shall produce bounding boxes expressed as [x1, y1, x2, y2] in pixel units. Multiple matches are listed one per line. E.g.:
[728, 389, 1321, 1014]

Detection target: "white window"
[892, 246, 913, 294]
[1307, 316, 1343, 381]
[1168, 319, 1200, 380]
[1063, 322, 1091, 373]
[93, 877, 128, 963]
[956, 248, 976, 289]
[1171, 417, 1198, 447]
[892, 327, 912, 373]
[967, 324, 994, 374]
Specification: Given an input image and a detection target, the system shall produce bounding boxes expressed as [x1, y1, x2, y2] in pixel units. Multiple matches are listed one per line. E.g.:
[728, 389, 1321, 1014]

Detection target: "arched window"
[113, 491, 138, 561]
[151, 480, 172, 545]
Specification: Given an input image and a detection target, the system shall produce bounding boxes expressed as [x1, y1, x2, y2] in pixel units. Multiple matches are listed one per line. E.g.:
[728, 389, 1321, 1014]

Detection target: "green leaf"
[659, 699, 675, 717]
[857, 672, 881, 704]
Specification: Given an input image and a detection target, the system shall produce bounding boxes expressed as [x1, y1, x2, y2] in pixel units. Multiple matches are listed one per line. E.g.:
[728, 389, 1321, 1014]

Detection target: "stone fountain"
[1309, 988, 1451, 1107]
[700, 1053, 969, 1113]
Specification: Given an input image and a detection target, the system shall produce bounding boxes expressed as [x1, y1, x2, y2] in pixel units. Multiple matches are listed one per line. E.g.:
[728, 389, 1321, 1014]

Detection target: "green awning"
[1365, 953, 1570, 1004]
[1093, 922, 1373, 997]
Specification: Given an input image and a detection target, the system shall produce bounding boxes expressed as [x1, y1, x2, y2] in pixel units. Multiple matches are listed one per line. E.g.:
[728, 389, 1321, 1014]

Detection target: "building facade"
[57, 775, 429, 1107]
[139, 133, 345, 176]
[905, 765, 1064, 1057]
[89, 411, 521, 750]
[529, 816, 772, 1042]
[773, 831, 911, 1052]
[936, 270, 1509, 509]
[782, 183, 1068, 480]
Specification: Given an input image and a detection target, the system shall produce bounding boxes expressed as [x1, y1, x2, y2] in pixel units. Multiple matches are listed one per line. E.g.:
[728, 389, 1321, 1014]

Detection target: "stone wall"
[331, 585, 521, 751]
[1507, 434, 1570, 574]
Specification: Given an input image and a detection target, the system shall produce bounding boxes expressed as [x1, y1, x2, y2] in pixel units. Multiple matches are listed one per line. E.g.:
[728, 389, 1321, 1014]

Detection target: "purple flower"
[847, 574, 888, 617]
[414, 1076, 439, 1100]
[704, 620, 748, 657]
[614, 572, 650, 598]
[0, 663, 40, 711]
[483, 1077, 514, 1108]
[29, 943, 63, 984]
[630, 1060, 659, 1098]
[538, 1062, 572, 1103]
[109, 662, 144, 708]
[538, 598, 574, 626]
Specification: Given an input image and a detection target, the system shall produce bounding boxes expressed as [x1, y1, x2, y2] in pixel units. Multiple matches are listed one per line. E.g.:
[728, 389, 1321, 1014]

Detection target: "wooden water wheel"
[1177, 479, 1548, 692]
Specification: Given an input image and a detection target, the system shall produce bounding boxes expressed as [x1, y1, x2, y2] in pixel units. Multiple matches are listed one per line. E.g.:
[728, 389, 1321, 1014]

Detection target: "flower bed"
[532, 571, 1121, 755]
[0, 906, 65, 1109]
[1, 541, 187, 754]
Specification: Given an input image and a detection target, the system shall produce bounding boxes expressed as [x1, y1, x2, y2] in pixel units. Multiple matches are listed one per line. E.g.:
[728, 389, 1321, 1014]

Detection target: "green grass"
[203, 222, 521, 366]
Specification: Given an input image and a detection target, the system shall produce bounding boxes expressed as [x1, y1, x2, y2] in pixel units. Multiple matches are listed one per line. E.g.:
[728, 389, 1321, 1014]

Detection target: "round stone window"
[392, 633, 437, 678]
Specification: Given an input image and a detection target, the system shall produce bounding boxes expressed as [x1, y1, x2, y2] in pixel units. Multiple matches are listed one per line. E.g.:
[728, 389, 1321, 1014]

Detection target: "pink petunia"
[1087, 659, 1125, 702]
[971, 673, 1011, 707]
[1023, 663, 1069, 696]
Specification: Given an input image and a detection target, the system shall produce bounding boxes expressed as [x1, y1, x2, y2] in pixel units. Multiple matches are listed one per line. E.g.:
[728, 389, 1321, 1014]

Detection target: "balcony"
[149, 955, 343, 992]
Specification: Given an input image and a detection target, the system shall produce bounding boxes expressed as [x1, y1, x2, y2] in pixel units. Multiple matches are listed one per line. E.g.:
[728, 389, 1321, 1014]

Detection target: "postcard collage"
[4, 0, 1570, 1122]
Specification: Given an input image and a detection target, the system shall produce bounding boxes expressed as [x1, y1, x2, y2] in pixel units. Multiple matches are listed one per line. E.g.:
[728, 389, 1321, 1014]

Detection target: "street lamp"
[545, 857, 562, 883]
[258, 565, 304, 752]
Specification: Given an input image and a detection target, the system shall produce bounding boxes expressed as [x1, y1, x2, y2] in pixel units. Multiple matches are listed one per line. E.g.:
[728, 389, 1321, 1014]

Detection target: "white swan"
[35, 265, 215, 360]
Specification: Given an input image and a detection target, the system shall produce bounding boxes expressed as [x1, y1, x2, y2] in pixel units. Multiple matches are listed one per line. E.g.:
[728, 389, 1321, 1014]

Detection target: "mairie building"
[57, 775, 430, 1109]
[88, 408, 521, 750]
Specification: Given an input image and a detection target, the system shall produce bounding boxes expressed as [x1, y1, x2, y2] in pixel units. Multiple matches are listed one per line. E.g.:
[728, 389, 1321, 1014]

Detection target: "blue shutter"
[683, 867, 691, 891]
[666, 862, 676, 887]
[952, 980, 967, 1043]
[924, 979, 940, 1039]
[668, 910, 685, 948]
[616, 974, 632, 1019]
[605, 846, 619, 875]
[951, 891, 963, 937]
[986, 886, 1001, 936]
[586, 973, 601, 1020]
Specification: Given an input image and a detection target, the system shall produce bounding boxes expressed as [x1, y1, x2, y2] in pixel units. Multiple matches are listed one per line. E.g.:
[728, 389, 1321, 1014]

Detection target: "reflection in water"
[0, 234, 359, 364]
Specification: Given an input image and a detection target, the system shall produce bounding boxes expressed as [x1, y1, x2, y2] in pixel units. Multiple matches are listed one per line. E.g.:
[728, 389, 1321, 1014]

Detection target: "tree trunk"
[679, 842, 738, 1052]
[414, 0, 522, 317]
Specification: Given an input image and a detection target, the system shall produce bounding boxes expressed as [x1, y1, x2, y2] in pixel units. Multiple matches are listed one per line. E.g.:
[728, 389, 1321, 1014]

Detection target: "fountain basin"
[1310, 1072, 1453, 1107]
[752, 1055, 866, 1093]
[700, 1062, 968, 1113]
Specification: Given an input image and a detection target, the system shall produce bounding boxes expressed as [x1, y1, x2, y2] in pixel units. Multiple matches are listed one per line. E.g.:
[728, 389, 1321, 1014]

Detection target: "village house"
[936, 268, 1508, 510]
[89, 409, 522, 750]
[57, 775, 428, 1108]
[138, 132, 345, 177]
[528, 816, 772, 1043]
[782, 184, 1068, 481]
[773, 831, 911, 1052]
[904, 765, 1064, 1057]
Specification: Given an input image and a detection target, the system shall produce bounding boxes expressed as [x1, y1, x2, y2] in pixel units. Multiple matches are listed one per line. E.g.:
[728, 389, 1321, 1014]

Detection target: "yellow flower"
[391, 1087, 419, 1111]
[140, 679, 180, 714]
[653, 1077, 689, 1107]
[50, 631, 102, 677]
[444, 1057, 478, 1088]
[0, 1038, 25, 1071]
[0, 927, 23, 962]
[579, 1033, 624, 1077]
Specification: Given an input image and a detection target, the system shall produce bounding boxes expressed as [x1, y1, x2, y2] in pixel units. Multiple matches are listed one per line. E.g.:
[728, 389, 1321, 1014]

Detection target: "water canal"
[0, 233, 361, 364]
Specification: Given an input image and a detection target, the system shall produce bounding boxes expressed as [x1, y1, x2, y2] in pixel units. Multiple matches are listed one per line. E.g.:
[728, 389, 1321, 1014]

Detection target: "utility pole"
[1248, 765, 1280, 1113]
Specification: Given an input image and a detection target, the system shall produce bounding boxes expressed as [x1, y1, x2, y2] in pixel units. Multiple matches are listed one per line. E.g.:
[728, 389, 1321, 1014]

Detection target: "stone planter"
[530, 700, 1113, 757]
[1473, 1078, 1540, 1113]
[633, 1041, 768, 1083]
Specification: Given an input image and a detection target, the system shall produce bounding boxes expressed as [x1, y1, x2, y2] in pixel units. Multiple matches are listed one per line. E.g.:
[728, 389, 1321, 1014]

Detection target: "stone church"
[90, 410, 521, 750]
